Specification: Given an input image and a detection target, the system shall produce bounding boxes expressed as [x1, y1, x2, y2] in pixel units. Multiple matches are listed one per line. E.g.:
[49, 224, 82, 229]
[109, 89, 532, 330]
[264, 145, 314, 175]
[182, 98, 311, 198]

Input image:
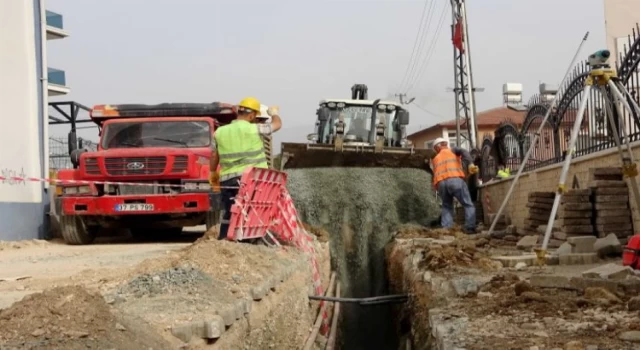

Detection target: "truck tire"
[60, 215, 97, 245]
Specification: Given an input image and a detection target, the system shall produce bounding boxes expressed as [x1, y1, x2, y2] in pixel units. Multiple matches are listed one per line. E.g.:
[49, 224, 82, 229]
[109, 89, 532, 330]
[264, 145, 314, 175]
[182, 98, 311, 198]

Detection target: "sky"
[47, 0, 608, 151]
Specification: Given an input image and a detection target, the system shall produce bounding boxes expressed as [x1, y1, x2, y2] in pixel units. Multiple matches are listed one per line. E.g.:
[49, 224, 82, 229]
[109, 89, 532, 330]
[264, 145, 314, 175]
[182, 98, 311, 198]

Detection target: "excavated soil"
[0, 286, 171, 349]
[286, 167, 439, 350]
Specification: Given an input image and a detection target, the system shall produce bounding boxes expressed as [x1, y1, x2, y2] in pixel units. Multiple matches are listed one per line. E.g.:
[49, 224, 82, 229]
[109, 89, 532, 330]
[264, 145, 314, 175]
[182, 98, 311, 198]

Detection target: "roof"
[320, 99, 402, 107]
[408, 106, 527, 138]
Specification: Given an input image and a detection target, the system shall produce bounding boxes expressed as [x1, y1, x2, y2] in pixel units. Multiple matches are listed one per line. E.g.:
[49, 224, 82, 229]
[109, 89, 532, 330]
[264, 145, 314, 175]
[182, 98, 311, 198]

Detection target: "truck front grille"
[171, 155, 189, 173]
[105, 156, 167, 176]
[119, 184, 156, 195]
[85, 158, 101, 175]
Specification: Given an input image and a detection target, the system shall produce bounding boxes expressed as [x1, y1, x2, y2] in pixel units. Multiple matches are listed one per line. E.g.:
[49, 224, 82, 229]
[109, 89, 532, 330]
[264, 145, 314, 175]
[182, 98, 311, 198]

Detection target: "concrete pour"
[386, 229, 640, 350]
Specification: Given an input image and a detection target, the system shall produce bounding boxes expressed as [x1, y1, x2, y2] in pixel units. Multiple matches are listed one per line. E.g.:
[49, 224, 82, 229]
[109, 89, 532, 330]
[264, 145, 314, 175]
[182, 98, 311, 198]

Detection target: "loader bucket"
[280, 142, 435, 173]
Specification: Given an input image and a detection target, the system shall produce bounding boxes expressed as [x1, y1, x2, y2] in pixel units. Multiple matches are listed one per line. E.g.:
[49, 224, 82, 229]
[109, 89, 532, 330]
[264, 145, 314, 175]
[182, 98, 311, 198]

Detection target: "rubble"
[582, 263, 633, 280]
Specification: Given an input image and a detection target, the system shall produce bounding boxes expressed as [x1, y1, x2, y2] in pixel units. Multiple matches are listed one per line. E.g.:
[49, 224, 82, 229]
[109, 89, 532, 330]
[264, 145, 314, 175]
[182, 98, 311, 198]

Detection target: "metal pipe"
[487, 32, 590, 235]
[303, 272, 336, 350]
[308, 294, 409, 304]
[541, 85, 592, 250]
[325, 282, 341, 350]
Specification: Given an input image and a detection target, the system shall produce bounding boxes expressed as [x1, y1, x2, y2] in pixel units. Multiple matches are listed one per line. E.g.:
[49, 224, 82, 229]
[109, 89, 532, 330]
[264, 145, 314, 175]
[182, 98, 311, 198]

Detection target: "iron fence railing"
[49, 137, 98, 170]
[480, 24, 640, 182]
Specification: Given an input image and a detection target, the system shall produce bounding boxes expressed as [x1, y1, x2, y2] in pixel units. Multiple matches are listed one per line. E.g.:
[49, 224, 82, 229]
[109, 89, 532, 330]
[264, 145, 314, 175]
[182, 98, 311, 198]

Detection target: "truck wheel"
[205, 210, 220, 231]
[60, 215, 97, 245]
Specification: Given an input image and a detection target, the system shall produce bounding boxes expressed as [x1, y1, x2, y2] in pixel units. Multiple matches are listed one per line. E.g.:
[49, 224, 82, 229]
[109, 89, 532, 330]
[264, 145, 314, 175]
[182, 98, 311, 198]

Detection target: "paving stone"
[594, 187, 628, 195]
[547, 239, 564, 248]
[582, 263, 633, 280]
[591, 167, 622, 177]
[563, 203, 592, 211]
[450, 277, 479, 297]
[568, 277, 620, 293]
[596, 209, 631, 218]
[553, 231, 568, 241]
[567, 236, 597, 253]
[204, 316, 226, 339]
[525, 218, 548, 227]
[593, 233, 623, 257]
[529, 213, 556, 221]
[171, 323, 194, 343]
[556, 242, 572, 255]
[589, 180, 627, 188]
[595, 195, 629, 203]
[619, 279, 640, 295]
[517, 235, 539, 250]
[595, 216, 633, 225]
[526, 202, 553, 210]
[529, 208, 553, 215]
[493, 255, 537, 268]
[594, 202, 629, 210]
[564, 225, 594, 234]
[530, 275, 572, 289]
[562, 211, 591, 218]
[562, 195, 589, 203]
[618, 331, 640, 343]
[559, 253, 599, 265]
[564, 189, 592, 196]
[217, 307, 236, 326]
[529, 192, 555, 198]
[562, 218, 592, 226]
[531, 197, 555, 204]
[537, 224, 560, 234]
[488, 213, 508, 225]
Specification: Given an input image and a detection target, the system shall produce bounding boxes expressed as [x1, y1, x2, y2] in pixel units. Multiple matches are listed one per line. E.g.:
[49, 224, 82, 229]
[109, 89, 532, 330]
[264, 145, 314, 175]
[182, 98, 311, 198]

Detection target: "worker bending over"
[209, 97, 282, 240]
[431, 138, 478, 234]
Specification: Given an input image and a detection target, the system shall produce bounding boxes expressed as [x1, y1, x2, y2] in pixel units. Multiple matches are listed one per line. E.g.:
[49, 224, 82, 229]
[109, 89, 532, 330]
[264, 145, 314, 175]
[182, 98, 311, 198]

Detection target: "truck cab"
[56, 103, 236, 244]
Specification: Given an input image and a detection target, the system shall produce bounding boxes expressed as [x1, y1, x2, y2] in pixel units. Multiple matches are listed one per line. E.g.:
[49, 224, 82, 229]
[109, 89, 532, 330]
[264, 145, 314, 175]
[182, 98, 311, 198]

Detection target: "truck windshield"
[340, 106, 373, 142]
[101, 121, 211, 149]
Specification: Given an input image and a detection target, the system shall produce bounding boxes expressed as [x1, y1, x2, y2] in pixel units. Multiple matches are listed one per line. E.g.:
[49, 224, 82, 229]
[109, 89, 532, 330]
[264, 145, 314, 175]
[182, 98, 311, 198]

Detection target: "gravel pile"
[117, 266, 213, 298]
[285, 167, 438, 349]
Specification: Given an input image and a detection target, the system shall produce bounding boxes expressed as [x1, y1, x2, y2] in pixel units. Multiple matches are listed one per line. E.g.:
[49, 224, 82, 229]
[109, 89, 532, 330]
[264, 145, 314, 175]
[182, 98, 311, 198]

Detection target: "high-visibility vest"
[215, 120, 268, 181]
[497, 169, 509, 178]
[432, 148, 465, 187]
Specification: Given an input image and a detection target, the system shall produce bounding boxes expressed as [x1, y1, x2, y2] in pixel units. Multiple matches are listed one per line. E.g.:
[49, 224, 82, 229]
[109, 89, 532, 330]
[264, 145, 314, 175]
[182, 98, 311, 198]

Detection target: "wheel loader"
[280, 84, 435, 171]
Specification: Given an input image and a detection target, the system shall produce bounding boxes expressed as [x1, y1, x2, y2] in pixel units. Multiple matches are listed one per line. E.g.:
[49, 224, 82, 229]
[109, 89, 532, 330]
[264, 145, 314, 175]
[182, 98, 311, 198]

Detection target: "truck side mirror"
[68, 131, 78, 155]
[318, 107, 330, 122]
[397, 110, 410, 126]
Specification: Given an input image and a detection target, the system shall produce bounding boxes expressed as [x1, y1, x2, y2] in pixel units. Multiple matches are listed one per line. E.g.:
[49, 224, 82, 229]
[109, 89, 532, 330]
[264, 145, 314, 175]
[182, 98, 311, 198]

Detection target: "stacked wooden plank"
[556, 189, 594, 241]
[524, 192, 555, 235]
[590, 168, 634, 240]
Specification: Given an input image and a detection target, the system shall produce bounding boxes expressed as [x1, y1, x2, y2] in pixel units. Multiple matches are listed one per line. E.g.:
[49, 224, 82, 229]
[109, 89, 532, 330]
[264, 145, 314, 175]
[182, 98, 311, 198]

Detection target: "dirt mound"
[303, 223, 330, 243]
[417, 240, 498, 272]
[0, 240, 50, 251]
[116, 266, 215, 298]
[395, 225, 465, 239]
[0, 286, 171, 349]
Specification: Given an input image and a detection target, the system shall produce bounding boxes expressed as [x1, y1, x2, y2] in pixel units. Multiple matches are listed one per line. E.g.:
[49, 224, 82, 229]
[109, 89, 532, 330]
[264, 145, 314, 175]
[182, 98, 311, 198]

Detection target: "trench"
[286, 168, 438, 349]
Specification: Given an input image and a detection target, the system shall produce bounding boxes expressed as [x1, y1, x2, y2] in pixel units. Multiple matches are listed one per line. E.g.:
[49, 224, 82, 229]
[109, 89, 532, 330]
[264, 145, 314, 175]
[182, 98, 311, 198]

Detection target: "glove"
[267, 106, 280, 117]
[209, 172, 220, 192]
[468, 164, 479, 175]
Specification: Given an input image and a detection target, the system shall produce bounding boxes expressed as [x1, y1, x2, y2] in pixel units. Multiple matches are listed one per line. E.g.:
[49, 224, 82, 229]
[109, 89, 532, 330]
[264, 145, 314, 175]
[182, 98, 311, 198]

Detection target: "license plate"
[115, 203, 154, 212]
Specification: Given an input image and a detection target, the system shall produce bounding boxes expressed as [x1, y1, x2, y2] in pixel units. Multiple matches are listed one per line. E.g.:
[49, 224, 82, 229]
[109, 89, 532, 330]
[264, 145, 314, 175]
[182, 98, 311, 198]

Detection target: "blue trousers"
[219, 177, 240, 240]
[438, 177, 476, 232]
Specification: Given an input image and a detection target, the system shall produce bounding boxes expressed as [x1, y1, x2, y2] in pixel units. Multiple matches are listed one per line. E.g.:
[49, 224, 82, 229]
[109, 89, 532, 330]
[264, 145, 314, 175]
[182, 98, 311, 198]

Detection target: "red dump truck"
[55, 103, 238, 244]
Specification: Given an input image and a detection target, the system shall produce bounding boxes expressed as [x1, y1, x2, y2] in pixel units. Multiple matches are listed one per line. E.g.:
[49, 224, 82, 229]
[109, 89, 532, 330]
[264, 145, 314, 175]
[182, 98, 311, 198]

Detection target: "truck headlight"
[63, 185, 91, 195]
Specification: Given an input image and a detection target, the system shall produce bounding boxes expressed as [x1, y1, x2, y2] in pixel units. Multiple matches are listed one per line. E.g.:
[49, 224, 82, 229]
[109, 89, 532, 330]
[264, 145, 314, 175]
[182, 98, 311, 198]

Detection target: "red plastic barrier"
[226, 167, 330, 335]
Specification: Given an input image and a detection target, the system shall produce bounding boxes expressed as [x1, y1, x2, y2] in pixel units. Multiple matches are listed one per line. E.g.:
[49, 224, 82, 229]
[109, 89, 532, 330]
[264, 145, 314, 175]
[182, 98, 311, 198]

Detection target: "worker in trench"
[431, 138, 479, 234]
[209, 97, 283, 240]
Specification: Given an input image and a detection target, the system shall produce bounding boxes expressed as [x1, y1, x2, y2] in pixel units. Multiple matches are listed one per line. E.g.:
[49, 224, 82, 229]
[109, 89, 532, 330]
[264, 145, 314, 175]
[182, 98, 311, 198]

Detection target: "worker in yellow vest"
[431, 138, 478, 234]
[497, 165, 510, 179]
[209, 97, 282, 240]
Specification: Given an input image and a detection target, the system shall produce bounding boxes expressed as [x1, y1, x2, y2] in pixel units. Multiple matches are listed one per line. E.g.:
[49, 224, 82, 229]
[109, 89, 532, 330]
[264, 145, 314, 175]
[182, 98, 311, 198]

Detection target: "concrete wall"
[0, 0, 48, 241]
[480, 141, 640, 231]
[604, 0, 640, 68]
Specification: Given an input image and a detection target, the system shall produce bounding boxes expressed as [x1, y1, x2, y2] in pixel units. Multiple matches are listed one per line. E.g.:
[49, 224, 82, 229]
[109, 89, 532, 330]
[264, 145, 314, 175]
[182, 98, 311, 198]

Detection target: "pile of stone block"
[557, 188, 594, 240]
[524, 192, 555, 235]
[590, 167, 634, 241]
[556, 235, 599, 265]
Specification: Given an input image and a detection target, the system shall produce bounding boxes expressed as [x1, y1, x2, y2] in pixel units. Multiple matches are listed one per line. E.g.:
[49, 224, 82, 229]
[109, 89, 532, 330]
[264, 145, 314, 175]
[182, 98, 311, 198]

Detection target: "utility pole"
[395, 93, 415, 105]
[450, 0, 478, 150]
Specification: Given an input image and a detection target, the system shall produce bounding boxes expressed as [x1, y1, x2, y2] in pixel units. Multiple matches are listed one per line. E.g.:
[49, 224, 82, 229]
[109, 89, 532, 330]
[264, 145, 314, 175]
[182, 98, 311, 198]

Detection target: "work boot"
[464, 228, 479, 235]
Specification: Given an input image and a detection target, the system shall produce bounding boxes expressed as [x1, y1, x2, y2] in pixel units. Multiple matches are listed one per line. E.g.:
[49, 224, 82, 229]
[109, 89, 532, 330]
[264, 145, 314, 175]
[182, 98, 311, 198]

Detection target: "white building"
[0, 0, 70, 240]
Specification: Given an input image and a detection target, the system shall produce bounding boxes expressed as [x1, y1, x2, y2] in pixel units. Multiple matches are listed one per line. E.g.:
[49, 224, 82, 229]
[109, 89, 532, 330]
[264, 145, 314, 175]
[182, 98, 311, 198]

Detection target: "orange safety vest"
[432, 148, 465, 187]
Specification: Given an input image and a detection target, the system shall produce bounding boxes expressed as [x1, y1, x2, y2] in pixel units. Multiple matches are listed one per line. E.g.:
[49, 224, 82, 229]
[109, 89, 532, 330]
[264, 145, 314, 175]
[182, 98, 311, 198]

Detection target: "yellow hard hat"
[238, 97, 261, 113]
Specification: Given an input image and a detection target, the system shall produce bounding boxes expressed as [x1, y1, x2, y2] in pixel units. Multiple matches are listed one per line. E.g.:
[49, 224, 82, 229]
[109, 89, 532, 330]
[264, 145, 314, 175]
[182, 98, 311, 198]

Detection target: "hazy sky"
[48, 0, 608, 150]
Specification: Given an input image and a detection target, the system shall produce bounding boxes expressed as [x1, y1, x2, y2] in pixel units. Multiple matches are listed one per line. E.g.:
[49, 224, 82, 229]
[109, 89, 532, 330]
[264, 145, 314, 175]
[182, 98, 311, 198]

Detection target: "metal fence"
[49, 137, 98, 170]
[480, 24, 640, 182]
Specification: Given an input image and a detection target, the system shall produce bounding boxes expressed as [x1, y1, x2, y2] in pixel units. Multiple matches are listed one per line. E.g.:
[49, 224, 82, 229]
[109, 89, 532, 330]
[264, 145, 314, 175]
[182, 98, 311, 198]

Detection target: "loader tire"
[60, 215, 97, 245]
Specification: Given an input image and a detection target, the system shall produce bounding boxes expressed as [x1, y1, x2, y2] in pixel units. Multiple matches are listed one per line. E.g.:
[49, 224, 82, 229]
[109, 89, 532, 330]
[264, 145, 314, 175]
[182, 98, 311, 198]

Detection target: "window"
[447, 131, 469, 150]
[101, 121, 211, 149]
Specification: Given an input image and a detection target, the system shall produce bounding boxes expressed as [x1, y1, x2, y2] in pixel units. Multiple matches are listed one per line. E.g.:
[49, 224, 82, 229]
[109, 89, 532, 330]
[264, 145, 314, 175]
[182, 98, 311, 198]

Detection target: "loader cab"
[312, 99, 410, 147]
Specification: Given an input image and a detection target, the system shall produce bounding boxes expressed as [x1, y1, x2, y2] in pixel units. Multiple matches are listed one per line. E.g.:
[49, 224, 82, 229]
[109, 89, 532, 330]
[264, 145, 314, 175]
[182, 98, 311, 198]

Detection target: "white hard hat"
[433, 137, 448, 150]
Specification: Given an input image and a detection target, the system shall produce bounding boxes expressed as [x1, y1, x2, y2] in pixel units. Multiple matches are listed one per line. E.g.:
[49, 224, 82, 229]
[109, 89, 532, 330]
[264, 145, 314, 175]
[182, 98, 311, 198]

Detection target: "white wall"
[0, 0, 43, 204]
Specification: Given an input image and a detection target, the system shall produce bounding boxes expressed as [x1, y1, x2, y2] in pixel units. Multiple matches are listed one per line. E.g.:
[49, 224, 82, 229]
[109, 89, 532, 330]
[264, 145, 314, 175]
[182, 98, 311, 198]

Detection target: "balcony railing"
[48, 68, 67, 86]
[46, 10, 64, 30]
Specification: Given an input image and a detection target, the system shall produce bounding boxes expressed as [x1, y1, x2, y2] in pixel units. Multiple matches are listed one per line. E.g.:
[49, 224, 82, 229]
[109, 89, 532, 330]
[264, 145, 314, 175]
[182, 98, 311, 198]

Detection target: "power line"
[404, 1, 449, 94]
[397, 0, 431, 92]
[413, 102, 449, 120]
[402, 0, 438, 92]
